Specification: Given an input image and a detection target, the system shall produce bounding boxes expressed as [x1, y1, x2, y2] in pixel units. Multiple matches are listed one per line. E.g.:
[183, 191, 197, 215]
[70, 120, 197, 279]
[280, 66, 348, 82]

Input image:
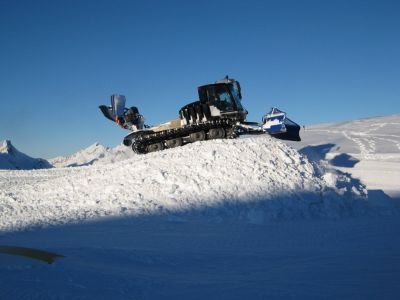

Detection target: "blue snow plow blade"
[267, 123, 286, 134]
[262, 108, 301, 141]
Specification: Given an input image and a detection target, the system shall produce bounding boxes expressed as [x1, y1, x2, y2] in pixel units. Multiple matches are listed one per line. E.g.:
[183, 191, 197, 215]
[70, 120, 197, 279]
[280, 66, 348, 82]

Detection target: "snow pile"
[0, 140, 52, 170]
[1, 136, 389, 232]
[49, 143, 134, 168]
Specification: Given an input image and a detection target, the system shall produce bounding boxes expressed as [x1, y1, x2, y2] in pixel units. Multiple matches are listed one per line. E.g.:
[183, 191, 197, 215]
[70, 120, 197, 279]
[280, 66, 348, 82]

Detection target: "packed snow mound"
[49, 142, 134, 167]
[0, 140, 52, 170]
[0, 136, 395, 231]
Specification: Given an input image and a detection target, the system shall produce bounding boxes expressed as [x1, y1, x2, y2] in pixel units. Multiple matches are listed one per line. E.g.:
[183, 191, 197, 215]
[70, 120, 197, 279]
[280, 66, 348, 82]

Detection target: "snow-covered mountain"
[0, 140, 52, 170]
[49, 142, 134, 168]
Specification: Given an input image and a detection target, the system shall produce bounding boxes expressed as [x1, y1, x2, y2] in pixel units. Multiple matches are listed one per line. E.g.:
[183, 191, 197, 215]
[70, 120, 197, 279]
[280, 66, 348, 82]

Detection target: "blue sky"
[1, 0, 399, 158]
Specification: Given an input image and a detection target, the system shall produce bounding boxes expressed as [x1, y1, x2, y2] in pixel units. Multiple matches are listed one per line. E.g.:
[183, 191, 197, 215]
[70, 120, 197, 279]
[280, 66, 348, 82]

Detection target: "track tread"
[129, 119, 237, 154]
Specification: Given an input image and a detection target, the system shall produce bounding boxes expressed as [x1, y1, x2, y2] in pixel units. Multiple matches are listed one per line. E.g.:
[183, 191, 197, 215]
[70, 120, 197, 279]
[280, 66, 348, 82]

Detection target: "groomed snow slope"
[286, 114, 400, 197]
[0, 136, 394, 232]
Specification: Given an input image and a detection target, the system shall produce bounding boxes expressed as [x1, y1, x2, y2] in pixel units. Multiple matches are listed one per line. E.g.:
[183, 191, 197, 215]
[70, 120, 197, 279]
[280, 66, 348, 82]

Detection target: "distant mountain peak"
[0, 140, 52, 170]
[49, 142, 133, 168]
[86, 142, 107, 151]
[0, 140, 14, 154]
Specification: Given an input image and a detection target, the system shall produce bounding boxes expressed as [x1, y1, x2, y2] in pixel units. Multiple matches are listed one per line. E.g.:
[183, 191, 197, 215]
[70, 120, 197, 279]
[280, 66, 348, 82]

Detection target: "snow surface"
[286, 114, 400, 198]
[1, 215, 399, 299]
[0, 140, 52, 170]
[2, 136, 386, 232]
[1, 117, 400, 299]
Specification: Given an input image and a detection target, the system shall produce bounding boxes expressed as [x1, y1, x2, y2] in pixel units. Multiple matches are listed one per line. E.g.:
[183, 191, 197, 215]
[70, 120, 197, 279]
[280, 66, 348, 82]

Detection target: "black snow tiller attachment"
[99, 76, 301, 154]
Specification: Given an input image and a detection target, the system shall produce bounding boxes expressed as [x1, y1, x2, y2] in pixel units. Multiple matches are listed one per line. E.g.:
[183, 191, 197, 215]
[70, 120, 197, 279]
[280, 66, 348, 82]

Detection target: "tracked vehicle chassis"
[123, 120, 237, 154]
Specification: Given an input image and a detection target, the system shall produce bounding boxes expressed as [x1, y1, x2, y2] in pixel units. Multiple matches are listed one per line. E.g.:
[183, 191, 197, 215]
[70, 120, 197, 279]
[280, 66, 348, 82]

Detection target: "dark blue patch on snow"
[330, 153, 360, 167]
[299, 143, 336, 162]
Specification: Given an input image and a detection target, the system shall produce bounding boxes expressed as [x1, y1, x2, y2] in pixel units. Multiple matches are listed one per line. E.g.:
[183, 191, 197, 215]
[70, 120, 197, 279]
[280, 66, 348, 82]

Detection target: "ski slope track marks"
[289, 115, 400, 198]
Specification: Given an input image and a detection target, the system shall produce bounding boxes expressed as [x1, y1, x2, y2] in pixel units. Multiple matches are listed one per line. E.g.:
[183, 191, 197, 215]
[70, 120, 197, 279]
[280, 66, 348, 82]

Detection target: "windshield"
[214, 85, 235, 112]
[229, 83, 243, 110]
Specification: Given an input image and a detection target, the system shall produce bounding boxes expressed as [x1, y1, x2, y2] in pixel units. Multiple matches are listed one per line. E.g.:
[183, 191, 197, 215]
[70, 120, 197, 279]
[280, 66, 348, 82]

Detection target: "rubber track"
[130, 120, 237, 154]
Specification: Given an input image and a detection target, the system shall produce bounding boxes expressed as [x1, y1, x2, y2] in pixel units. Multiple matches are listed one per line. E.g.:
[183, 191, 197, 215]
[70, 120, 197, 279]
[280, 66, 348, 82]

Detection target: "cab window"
[215, 85, 234, 112]
[229, 84, 243, 110]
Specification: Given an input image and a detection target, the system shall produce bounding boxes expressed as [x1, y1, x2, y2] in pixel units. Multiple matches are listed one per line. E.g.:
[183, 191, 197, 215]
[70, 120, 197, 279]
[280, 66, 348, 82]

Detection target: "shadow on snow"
[299, 143, 360, 168]
[0, 192, 399, 300]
